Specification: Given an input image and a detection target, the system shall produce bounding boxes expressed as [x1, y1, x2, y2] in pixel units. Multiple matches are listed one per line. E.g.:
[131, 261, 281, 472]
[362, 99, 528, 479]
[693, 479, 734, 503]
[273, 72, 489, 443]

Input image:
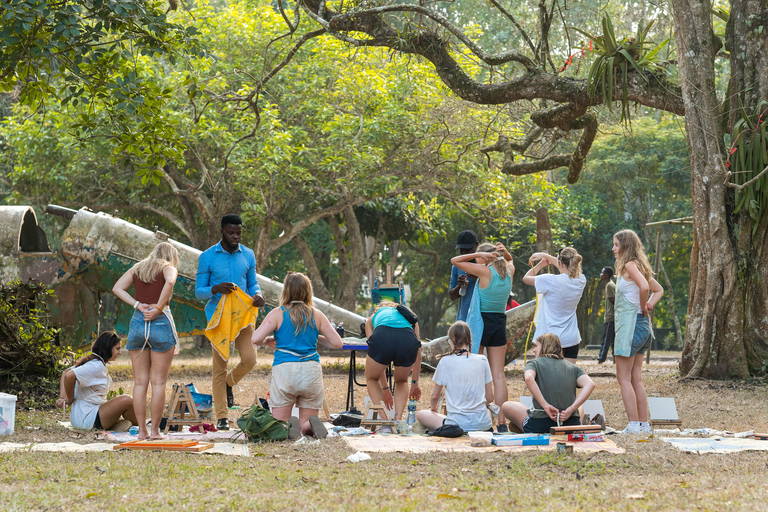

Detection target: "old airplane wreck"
[0, 205, 534, 365]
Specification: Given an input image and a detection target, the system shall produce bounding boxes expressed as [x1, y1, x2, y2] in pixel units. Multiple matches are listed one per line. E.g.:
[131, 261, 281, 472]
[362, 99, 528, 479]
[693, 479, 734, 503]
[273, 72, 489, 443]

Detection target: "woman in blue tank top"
[451, 242, 514, 432]
[364, 301, 422, 424]
[252, 272, 343, 438]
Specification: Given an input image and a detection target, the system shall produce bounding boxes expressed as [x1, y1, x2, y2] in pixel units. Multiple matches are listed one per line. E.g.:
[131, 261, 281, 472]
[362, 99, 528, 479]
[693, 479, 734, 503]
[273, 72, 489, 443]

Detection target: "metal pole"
[646, 226, 663, 364]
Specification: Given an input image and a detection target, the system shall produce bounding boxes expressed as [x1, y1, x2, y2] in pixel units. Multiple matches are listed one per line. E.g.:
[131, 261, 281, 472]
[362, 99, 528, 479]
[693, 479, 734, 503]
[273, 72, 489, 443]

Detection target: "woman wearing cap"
[522, 247, 586, 363]
[502, 333, 595, 433]
[451, 242, 514, 432]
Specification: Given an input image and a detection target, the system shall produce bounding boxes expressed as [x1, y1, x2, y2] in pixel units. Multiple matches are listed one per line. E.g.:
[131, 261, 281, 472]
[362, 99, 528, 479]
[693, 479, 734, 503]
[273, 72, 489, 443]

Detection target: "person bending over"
[57, 332, 138, 431]
[251, 272, 342, 438]
[416, 322, 493, 432]
[502, 333, 595, 433]
[364, 301, 422, 422]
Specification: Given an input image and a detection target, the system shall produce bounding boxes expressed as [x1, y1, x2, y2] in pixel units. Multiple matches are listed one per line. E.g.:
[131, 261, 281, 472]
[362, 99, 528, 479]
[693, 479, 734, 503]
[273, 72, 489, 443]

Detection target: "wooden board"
[754, 433, 768, 440]
[550, 424, 602, 435]
[114, 440, 214, 452]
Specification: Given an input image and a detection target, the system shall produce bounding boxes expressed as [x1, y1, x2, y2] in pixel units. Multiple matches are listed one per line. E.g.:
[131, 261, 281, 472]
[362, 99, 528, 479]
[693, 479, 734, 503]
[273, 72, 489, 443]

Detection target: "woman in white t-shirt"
[416, 321, 493, 432]
[522, 247, 586, 363]
[56, 332, 138, 431]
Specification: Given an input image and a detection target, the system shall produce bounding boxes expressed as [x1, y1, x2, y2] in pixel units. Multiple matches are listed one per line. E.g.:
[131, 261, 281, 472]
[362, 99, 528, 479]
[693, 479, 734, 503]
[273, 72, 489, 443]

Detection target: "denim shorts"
[126, 310, 176, 352]
[629, 314, 652, 357]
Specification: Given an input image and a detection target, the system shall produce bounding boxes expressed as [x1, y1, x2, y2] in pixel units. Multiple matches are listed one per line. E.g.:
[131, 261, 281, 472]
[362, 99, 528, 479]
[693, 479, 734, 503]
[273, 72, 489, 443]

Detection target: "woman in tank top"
[251, 272, 343, 439]
[113, 242, 179, 439]
[363, 301, 422, 426]
[522, 247, 587, 363]
[451, 242, 514, 432]
[612, 230, 663, 434]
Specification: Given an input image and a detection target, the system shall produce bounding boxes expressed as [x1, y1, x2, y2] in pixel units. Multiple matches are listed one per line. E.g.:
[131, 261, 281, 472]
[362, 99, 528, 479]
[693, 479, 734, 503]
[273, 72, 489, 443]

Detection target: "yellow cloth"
[205, 286, 259, 361]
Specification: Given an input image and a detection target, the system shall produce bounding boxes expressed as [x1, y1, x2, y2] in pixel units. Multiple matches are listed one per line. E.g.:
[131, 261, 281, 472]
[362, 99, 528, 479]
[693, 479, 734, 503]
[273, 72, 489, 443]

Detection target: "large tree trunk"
[672, 0, 768, 378]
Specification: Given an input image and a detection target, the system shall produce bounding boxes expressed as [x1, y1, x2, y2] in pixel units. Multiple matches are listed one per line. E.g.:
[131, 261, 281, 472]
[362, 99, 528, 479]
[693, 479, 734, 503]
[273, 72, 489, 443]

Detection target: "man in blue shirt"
[448, 230, 478, 321]
[196, 214, 265, 430]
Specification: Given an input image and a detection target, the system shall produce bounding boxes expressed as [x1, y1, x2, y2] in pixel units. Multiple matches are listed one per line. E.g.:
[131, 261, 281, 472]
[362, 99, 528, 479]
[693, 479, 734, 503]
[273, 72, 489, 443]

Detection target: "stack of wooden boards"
[113, 439, 214, 452]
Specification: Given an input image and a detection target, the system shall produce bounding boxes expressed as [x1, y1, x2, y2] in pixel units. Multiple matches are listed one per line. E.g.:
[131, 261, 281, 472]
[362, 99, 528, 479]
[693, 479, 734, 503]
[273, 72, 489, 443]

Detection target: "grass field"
[2, 345, 768, 511]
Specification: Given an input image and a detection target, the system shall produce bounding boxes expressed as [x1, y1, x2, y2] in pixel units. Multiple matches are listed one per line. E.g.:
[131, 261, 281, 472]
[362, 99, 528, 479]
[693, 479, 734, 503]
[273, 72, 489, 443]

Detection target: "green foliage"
[573, 17, 669, 124]
[0, 281, 75, 407]
[728, 101, 768, 234]
[0, 0, 201, 172]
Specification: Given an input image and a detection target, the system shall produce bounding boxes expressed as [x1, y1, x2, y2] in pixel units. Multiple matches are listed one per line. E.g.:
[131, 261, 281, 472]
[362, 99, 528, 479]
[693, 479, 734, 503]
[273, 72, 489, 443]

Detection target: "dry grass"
[3, 346, 768, 511]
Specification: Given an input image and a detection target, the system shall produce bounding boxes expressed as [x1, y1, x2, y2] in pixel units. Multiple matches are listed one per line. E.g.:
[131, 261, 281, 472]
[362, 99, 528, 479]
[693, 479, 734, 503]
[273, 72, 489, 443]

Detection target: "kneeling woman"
[56, 332, 138, 431]
[416, 322, 493, 432]
[364, 301, 422, 421]
[251, 272, 342, 438]
[502, 333, 595, 433]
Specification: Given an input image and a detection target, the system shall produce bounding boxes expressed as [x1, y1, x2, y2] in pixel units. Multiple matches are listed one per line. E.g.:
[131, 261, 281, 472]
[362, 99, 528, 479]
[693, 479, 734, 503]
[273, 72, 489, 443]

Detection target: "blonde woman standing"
[113, 242, 179, 439]
[451, 242, 514, 432]
[522, 247, 586, 363]
[251, 272, 343, 438]
[612, 230, 664, 434]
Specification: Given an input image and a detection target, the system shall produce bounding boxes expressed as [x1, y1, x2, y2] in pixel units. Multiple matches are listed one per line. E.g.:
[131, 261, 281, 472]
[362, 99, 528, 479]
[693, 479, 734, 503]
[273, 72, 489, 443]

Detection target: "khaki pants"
[212, 325, 255, 420]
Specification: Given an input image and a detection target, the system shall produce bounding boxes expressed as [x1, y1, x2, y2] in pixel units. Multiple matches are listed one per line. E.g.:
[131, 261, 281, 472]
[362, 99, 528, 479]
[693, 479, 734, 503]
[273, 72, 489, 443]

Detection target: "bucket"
[0, 392, 17, 435]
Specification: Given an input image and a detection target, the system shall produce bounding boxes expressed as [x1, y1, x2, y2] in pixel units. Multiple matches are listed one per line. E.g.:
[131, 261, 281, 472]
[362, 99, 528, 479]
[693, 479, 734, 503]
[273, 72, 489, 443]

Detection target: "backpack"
[236, 404, 290, 442]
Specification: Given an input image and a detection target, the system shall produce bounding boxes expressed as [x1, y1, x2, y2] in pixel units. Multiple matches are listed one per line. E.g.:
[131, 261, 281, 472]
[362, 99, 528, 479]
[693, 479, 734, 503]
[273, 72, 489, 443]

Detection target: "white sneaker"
[621, 425, 642, 434]
[639, 424, 653, 433]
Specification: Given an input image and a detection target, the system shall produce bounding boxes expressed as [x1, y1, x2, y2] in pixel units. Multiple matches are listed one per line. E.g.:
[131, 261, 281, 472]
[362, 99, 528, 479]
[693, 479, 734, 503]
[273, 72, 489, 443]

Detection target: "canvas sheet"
[344, 434, 624, 454]
[661, 436, 768, 454]
[0, 441, 249, 456]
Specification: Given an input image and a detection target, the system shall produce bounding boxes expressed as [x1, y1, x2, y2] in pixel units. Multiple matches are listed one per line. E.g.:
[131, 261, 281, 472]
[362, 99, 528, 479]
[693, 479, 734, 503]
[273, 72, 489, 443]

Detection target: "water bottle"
[459, 283, 467, 296]
[129, 426, 139, 436]
[406, 400, 417, 426]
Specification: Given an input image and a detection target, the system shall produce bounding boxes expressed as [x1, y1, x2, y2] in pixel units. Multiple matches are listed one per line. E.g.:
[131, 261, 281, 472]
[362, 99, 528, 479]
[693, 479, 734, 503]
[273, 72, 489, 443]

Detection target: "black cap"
[455, 230, 478, 249]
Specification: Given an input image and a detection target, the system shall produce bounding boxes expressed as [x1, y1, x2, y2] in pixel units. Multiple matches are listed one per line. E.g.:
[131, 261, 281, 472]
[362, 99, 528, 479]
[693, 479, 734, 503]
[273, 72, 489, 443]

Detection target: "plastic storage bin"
[0, 392, 17, 435]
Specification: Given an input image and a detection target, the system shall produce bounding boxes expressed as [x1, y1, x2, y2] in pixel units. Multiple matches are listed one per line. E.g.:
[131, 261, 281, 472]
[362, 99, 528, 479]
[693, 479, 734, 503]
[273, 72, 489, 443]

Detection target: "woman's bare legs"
[415, 410, 446, 430]
[631, 353, 648, 422]
[615, 355, 638, 421]
[96, 395, 138, 429]
[129, 349, 151, 439]
[485, 345, 509, 425]
[501, 401, 529, 433]
[364, 356, 388, 414]
[148, 349, 175, 439]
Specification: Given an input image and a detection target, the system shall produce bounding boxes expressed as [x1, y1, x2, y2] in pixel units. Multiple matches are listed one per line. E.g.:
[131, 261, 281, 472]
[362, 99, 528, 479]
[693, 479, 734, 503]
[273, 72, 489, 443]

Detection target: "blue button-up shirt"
[196, 241, 261, 321]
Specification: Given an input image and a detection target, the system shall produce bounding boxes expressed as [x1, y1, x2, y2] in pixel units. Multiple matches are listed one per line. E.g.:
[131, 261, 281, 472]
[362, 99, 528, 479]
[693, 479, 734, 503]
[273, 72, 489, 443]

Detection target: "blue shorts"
[629, 314, 652, 357]
[126, 310, 176, 352]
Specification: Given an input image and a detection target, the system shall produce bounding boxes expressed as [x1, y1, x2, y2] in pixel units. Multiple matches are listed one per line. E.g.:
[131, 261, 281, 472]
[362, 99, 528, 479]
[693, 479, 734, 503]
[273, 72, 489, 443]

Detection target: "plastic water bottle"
[458, 283, 467, 296]
[406, 400, 417, 426]
[129, 426, 139, 436]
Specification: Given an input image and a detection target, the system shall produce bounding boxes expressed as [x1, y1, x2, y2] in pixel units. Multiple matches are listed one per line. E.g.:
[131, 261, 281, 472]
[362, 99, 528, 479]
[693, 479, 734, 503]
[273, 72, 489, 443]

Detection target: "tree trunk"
[672, 0, 768, 378]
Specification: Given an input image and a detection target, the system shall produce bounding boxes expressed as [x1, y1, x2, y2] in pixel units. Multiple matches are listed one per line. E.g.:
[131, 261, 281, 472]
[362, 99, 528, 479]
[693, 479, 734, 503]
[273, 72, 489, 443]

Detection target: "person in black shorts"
[502, 333, 595, 433]
[364, 301, 422, 421]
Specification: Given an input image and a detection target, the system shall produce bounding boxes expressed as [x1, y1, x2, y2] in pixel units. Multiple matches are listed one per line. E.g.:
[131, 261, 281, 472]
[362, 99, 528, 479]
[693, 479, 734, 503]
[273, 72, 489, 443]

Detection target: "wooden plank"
[754, 433, 768, 440]
[549, 424, 602, 435]
[113, 440, 214, 452]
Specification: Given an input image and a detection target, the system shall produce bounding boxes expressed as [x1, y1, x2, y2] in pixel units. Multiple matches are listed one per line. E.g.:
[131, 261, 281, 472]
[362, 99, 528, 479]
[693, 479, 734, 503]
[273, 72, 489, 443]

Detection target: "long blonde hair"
[614, 230, 653, 282]
[133, 242, 179, 283]
[558, 247, 583, 279]
[477, 242, 510, 279]
[281, 272, 316, 335]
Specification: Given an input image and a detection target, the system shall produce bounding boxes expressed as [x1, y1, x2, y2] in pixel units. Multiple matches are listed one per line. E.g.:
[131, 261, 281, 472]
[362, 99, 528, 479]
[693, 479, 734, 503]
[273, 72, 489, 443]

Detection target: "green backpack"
[236, 404, 290, 442]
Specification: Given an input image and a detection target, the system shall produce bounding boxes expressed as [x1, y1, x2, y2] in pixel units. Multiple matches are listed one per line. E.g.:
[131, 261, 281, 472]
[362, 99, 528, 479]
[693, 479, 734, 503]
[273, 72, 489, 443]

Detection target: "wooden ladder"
[360, 401, 395, 432]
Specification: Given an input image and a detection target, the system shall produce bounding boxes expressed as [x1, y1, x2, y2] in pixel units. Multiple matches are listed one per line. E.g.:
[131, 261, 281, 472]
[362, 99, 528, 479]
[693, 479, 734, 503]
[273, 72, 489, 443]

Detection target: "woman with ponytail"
[251, 272, 343, 438]
[113, 242, 179, 439]
[56, 332, 138, 431]
[523, 247, 587, 363]
[415, 321, 494, 433]
[452, 242, 514, 431]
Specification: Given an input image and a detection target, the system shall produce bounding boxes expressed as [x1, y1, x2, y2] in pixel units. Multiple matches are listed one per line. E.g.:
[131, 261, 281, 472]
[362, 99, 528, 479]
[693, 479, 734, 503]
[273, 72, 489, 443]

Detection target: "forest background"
[0, 0, 693, 349]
